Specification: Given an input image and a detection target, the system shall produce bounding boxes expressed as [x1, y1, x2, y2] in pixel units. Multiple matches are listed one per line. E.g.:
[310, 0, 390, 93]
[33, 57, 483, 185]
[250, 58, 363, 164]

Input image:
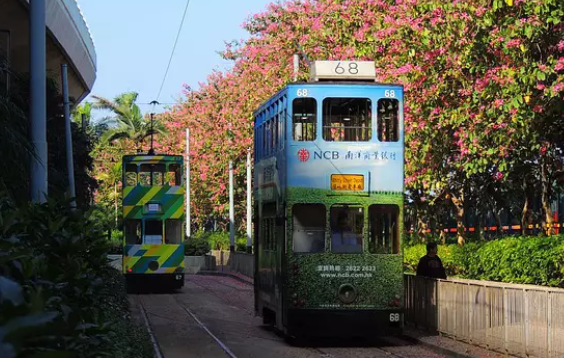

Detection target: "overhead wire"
[155, 0, 191, 103]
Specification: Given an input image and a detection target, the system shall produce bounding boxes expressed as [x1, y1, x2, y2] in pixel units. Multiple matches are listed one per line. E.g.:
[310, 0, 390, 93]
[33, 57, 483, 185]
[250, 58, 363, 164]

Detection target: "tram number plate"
[331, 174, 364, 191]
[390, 313, 400, 322]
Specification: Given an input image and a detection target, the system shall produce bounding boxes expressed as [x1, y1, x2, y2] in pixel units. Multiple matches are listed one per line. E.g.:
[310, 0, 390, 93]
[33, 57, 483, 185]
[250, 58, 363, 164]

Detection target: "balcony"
[0, 0, 97, 102]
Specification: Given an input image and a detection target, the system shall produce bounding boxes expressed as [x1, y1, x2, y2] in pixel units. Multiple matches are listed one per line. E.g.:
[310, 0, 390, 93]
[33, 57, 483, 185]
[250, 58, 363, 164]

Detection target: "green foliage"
[0, 193, 152, 357]
[184, 232, 211, 256]
[206, 231, 230, 251]
[404, 236, 564, 287]
[108, 230, 123, 255]
[235, 236, 248, 252]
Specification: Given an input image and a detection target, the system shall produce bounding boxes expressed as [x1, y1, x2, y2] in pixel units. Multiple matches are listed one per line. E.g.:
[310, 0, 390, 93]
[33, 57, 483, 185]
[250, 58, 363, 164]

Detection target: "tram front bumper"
[286, 308, 403, 337]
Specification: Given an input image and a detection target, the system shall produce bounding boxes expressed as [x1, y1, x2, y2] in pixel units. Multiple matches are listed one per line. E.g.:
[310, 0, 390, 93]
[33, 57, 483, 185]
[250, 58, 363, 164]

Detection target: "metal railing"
[404, 274, 564, 358]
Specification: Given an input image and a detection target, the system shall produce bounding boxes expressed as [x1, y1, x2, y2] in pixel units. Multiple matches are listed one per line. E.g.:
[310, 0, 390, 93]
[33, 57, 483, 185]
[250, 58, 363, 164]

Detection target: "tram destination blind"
[309, 60, 376, 81]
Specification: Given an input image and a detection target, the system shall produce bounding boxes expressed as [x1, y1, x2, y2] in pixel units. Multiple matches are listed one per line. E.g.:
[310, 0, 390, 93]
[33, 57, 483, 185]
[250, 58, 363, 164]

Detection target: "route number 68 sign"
[309, 60, 376, 81]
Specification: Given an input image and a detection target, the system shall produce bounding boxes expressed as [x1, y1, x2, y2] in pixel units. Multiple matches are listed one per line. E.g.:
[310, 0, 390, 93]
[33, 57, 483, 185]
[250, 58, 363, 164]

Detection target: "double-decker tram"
[121, 154, 186, 290]
[253, 60, 404, 339]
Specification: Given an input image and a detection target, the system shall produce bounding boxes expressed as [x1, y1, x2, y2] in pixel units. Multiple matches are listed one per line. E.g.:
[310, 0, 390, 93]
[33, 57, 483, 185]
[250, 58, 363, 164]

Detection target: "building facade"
[0, 0, 96, 101]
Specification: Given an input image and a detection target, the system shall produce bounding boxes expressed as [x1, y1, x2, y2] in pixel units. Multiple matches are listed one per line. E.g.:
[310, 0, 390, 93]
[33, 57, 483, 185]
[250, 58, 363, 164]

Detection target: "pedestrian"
[416, 242, 447, 279]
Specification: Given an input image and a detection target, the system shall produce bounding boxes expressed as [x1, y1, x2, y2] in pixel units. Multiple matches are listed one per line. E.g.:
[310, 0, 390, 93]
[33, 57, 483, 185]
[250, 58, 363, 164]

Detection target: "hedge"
[403, 236, 564, 287]
[0, 194, 153, 357]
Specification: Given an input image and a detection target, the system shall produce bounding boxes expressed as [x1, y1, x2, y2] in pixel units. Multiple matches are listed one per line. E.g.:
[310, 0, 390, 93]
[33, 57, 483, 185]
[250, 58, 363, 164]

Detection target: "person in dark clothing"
[416, 242, 447, 279]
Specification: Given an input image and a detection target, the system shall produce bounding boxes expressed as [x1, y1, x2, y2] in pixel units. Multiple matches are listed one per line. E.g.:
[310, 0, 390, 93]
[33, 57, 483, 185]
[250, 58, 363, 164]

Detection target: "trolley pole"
[30, 0, 47, 203]
[62, 64, 76, 209]
[246, 148, 252, 253]
[229, 159, 235, 252]
[186, 128, 191, 238]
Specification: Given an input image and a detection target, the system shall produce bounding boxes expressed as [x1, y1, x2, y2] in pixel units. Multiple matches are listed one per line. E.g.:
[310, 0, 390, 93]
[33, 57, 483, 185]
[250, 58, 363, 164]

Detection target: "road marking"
[182, 305, 239, 358]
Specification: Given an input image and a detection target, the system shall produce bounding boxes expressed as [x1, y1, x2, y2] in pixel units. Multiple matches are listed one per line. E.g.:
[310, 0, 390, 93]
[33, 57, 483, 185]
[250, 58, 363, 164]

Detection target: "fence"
[405, 274, 564, 358]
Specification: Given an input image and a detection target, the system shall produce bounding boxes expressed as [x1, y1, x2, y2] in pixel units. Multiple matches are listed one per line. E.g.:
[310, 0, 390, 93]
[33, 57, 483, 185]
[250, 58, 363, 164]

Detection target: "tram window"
[293, 98, 317, 141]
[165, 219, 183, 244]
[368, 205, 399, 254]
[144, 220, 163, 244]
[330, 205, 364, 253]
[292, 204, 325, 253]
[124, 219, 142, 244]
[377, 99, 399, 142]
[139, 164, 165, 186]
[125, 164, 137, 186]
[323, 98, 371, 142]
[166, 164, 181, 186]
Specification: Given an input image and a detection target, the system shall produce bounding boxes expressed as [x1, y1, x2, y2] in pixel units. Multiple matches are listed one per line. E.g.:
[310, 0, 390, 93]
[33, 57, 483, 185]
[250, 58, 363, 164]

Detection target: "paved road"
[129, 275, 472, 358]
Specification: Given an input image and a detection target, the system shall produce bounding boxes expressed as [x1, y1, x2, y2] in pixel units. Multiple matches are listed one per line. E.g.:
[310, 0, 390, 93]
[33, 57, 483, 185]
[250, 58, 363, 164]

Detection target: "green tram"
[121, 154, 185, 290]
[253, 61, 404, 338]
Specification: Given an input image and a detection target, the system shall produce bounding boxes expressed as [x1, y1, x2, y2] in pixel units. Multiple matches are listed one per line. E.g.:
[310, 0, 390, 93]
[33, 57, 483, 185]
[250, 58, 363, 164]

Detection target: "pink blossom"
[555, 58, 564, 72]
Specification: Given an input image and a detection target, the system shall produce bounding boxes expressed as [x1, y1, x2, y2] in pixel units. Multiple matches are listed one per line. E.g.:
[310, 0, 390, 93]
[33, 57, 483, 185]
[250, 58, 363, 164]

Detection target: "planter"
[184, 255, 216, 274]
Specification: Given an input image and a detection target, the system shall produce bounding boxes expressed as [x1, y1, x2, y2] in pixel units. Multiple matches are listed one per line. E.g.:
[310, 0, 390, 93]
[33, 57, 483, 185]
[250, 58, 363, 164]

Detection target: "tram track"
[137, 298, 165, 358]
[133, 276, 473, 358]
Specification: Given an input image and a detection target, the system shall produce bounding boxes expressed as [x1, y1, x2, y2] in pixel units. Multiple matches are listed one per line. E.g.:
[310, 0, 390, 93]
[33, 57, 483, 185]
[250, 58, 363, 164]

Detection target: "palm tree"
[72, 102, 111, 139]
[97, 161, 122, 228]
[91, 92, 167, 152]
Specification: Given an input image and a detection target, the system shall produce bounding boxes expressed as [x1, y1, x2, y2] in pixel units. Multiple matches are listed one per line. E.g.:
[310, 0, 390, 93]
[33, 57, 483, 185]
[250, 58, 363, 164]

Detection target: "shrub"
[207, 231, 230, 251]
[0, 193, 152, 357]
[236, 236, 249, 252]
[184, 234, 211, 256]
[404, 236, 564, 287]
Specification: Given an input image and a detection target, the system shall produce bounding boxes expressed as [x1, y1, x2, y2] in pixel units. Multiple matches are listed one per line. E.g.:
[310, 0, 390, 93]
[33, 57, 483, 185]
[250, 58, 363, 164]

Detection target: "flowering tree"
[155, 0, 564, 240]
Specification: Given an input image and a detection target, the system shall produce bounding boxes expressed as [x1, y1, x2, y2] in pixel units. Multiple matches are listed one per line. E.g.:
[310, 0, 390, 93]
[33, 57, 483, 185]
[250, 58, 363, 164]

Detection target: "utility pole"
[246, 148, 252, 253]
[293, 53, 299, 82]
[185, 128, 191, 238]
[229, 159, 235, 252]
[62, 64, 76, 209]
[30, 0, 47, 202]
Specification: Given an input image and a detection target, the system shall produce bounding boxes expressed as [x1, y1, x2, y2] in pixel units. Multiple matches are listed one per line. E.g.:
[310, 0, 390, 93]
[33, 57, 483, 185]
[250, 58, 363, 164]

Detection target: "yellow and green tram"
[121, 154, 186, 289]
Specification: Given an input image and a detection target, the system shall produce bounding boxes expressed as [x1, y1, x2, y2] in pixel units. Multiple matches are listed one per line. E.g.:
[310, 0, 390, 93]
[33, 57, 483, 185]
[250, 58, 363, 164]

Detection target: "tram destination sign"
[330, 174, 364, 191]
[310, 60, 376, 81]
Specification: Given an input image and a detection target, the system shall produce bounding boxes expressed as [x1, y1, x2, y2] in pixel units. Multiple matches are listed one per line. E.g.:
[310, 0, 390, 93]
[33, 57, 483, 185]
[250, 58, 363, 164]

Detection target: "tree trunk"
[417, 214, 427, 243]
[477, 206, 486, 241]
[494, 207, 503, 237]
[450, 189, 466, 246]
[521, 193, 531, 235]
[114, 183, 118, 228]
[541, 157, 554, 236]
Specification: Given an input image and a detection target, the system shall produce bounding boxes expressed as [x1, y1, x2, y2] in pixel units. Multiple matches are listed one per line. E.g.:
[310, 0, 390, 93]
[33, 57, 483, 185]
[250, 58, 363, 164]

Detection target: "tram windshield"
[144, 220, 163, 244]
[330, 205, 363, 253]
